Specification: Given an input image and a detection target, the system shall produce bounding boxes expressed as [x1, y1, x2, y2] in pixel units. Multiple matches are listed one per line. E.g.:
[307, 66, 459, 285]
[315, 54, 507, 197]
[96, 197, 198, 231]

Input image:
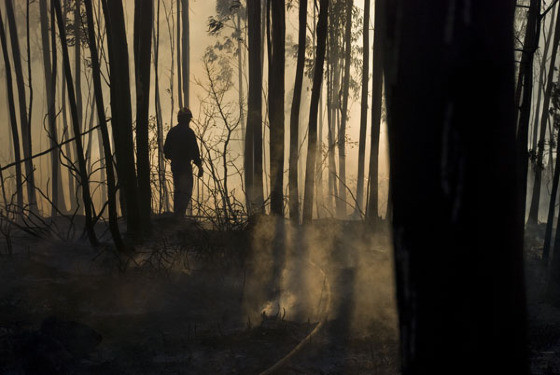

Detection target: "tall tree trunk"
[245, 0, 264, 213]
[517, 0, 541, 227]
[182, 0, 189, 107]
[289, 0, 307, 222]
[54, 0, 99, 246]
[101, 0, 141, 237]
[74, 0, 85, 215]
[153, 0, 169, 213]
[176, 0, 183, 108]
[385, 1, 527, 372]
[84, 0, 124, 251]
[134, 0, 153, 232]
[366, 0, 384, 225]
[355, 0, 370, 215]
[528, 5, 560, 227]
[302, 0, 328, 224]
[337, 0, 353, 218]
[268, 0, 285, 216]
[0, 6, 23, 211]
[5, 0, 37, 213]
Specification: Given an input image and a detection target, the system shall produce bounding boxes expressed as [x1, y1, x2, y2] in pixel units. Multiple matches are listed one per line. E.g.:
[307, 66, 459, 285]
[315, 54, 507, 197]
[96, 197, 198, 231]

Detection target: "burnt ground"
[525, 224, 560, 375]
[0, 215, 399, 374]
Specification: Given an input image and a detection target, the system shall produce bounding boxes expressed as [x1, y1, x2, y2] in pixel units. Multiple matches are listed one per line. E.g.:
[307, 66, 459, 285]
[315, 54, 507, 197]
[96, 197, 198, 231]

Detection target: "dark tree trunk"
[40, 0, 64, 216]
[355, 0, 369, 215]
[384, 1, 527, 373]
[517, 0, 541, 226]
[84, 0, 124, 251]
[176, 0, 183, 108]
[182, 0, 189, 107]
[366, 0, 385, 225]
[268, 0, 285, 216]
[302, 0, 328, 223]
[337, 0, 353, 218]
[0, 6, 23, 211]
[54, 0, 99, 246]
[288, 0, 307, 223]
[5, 0, 37, 213]
[528, 5, 560, 227]
[101, 0, 141, 237]
[245, 0, 264, 213]
[134, 0, 154, 232]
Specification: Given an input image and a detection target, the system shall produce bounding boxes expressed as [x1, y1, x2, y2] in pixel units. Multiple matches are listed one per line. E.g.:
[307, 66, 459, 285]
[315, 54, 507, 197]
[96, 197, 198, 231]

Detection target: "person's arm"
[191, 130, 203, 177]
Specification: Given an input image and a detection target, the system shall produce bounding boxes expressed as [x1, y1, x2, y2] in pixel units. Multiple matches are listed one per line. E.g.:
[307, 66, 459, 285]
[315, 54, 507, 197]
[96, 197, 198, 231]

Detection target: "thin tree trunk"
[366, 0, 385, 225]
[134, 0, 154, 232]
[176, 0, 183, 108]
[528, 5, 560, 227]
[302, 0, 328, 223]
[337, 0, 353, 218]
[5, 0, 37, 213]
[84, 0, 124, 251]
[182, 0, 189, 107]
[289, 0, 307, 223]
[54, 0, 99, 246]
[0, 6, 23, 211]
[268, 0, 285, 216]
[518, 0, 541, 226]
[101, 0, 141, 237]
[355, 0, 370, 216]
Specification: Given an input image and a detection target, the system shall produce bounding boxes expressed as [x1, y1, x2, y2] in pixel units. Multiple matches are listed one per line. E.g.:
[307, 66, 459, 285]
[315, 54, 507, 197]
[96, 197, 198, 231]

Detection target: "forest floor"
[0, 215, 399, 374]
[525, 224, 560, 375]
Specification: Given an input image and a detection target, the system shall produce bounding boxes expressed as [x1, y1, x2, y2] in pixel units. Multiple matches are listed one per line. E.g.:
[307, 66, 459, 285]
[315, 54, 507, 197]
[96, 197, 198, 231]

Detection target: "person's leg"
[173, 173, 189, 218]
[185, 173, 194, 214]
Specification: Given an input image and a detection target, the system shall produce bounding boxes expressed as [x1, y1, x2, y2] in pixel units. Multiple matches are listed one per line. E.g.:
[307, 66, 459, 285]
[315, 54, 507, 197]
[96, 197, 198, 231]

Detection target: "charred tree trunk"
[268, 0, 285, 216]
[5, 0, 37, 213]
[245, 0, 264, 213]
[101, 0, 141, 237]
[134, 0, 154, 232]
[302, 0, 328, 223]
[517, 0, 541, 226]
[337, 0, 353, 218]
[385, 1, 527, 373]
[54, 0, 99, 246]
[40, 0, 64, 216]
[288, 0, 307, 223]
[182, 0, 189, 107]
[84, 0, 124, 251]
[355, 0, 369, 215]
[528, 5, 560, 227]
[0, 7, 23, 211]
[366, 0, 385, 225]
[176, 0, 183, 108]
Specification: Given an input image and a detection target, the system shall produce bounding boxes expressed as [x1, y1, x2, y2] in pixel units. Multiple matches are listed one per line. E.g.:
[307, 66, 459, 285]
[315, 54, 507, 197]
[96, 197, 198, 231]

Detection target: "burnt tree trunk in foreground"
[384, 2, 528, 374]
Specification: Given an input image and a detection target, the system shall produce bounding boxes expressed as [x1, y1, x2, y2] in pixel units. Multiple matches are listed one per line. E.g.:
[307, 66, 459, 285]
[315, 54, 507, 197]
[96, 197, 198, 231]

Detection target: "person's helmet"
[178, 107, 193, 123]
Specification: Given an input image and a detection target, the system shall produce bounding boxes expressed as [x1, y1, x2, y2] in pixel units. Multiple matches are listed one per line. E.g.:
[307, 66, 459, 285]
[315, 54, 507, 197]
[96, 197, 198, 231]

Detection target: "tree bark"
[366, 0, 385, 225]
[355, 0, 369, 215]
[182, 0, 189, 107]
[302, 0, 328, 223]
[0, 6, 23, 211]
[84, 0, 124, 251]
[4, 0, 37, 213]
[528, 5, 560, 227]
[54, 0, 99, 246]
[385, 1, 527, 373]
[134, 0, 154, 232]
[268, 0, 286, 216]
[288, 0, 307, 223]
[337, 0, 353, 218]
[101, 0, 141, 237]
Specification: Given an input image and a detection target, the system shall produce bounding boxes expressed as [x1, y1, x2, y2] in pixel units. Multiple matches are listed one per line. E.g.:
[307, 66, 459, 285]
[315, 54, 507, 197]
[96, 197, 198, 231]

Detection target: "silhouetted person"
[164, 108, 203, 218]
